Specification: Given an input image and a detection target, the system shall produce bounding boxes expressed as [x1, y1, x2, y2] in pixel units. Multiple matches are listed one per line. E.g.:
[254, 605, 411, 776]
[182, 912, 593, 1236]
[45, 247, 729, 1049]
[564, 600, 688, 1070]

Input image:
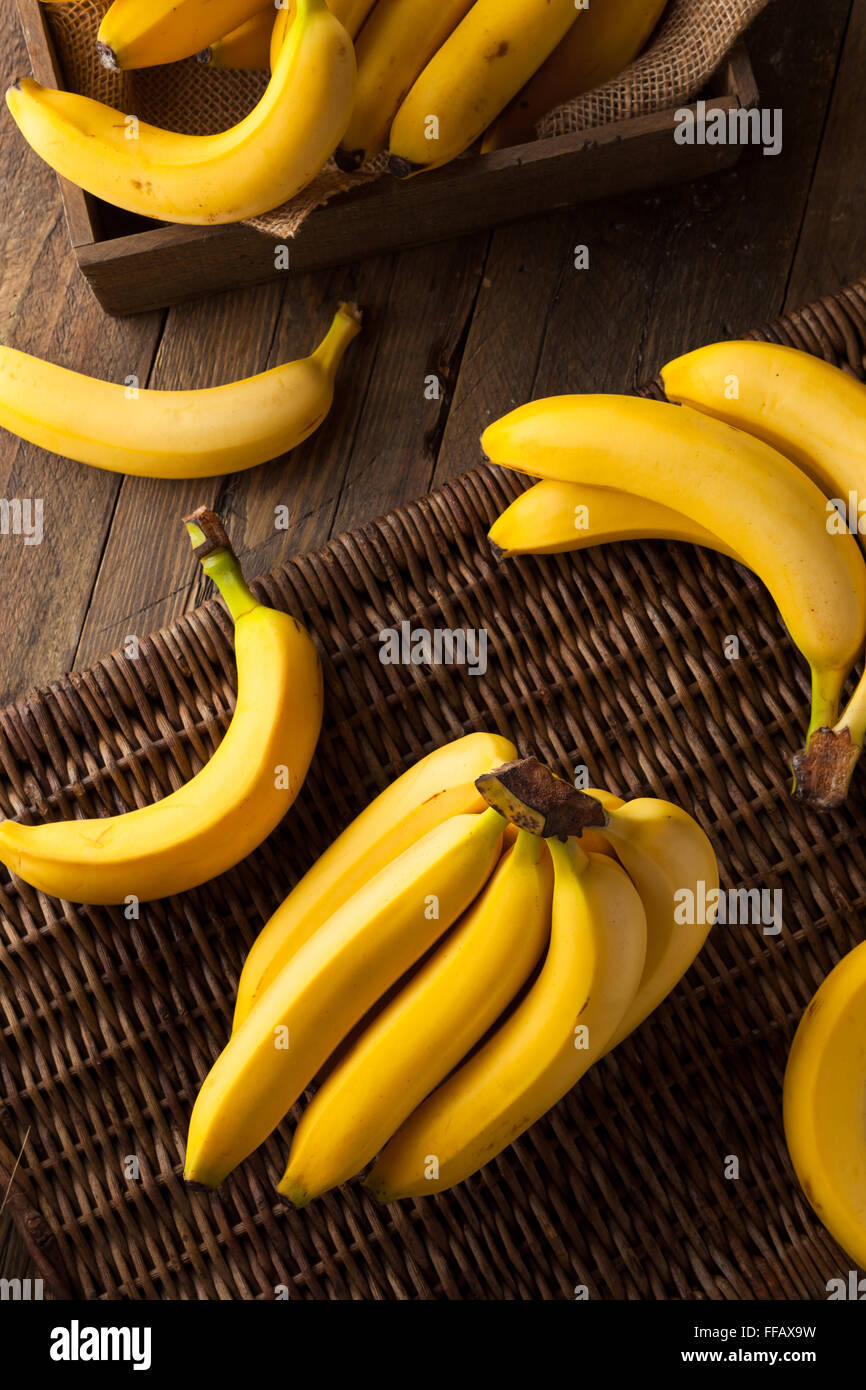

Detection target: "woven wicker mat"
[2, 281, 866, 1301]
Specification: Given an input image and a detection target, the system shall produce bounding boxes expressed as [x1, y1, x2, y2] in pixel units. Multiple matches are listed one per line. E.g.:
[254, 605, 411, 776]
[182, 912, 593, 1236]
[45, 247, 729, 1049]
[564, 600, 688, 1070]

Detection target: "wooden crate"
[16, 0, 759, 317]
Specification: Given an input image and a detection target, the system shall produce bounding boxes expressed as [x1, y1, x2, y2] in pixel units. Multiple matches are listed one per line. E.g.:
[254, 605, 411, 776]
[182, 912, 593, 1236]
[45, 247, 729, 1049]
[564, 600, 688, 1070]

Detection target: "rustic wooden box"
[17, 0, 759, 317]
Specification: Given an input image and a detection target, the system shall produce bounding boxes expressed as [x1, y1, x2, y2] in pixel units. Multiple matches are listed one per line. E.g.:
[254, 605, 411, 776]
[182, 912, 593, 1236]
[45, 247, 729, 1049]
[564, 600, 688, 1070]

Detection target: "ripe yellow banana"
[7, 0, 356, 225]
[483, 0, 667, 152]
[482, 396, 866, 744]
[661, 339, 866, 806]
[269, 0, 376, 68]
[366, 836, 647, 1201]
[586, 795, 719, 1051]
[388, 0, 581, 176]
[488, 478, 743, 562]
[98, 0, 273, 68]
[0, 303, 360, 479]
[579, 787, 623, 856]
[184, 806, 505, 1186]
[200, 9, 276, 69]
[783, 939, 866, 1270]
[232, 730, 517, 1028]
[278, 829, 552, 1204]
[334, 0, 474, 171]
[0, 511, 322, 905]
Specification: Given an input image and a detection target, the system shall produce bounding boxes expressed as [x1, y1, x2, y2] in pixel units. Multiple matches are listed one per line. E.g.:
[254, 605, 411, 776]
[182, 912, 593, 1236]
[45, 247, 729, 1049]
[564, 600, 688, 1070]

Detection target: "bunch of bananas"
[184, 746, 719, 1202]
[485, 340, 866, 808]
[0, 509, 323, 903]
[8, 0, 666, 223]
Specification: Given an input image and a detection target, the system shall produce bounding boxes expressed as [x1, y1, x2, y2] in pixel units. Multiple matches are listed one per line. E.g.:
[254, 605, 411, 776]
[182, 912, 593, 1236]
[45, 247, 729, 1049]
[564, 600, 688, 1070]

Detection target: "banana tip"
[197, 48, 212, 66]
[96, 42, 120, 71]
[388, 155, 422, 180]
[276, 1177, 309, 1209]
[334, 147, 363, 174]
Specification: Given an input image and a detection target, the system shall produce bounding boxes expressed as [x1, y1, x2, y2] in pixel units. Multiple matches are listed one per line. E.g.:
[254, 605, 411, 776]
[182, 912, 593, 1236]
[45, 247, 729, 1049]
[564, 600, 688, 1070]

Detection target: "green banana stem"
[793, 665, 866, 810]
[185, 508, 258, 624]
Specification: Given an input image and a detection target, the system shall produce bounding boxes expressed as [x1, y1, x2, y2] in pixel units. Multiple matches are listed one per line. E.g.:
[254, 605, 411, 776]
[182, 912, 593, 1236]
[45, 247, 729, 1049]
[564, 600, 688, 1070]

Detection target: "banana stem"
[476, 757, 608, 839]
[185, 507, 258, 624]
[312, 303, 363, 377]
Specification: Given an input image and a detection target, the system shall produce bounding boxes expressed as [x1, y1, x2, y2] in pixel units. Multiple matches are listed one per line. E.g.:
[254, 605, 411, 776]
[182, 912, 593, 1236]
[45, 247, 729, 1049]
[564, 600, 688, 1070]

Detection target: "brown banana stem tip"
[183, 506, 232, 559]
[791, 727, 861, 810]
[476, 757, 608, 838]
[96, 42, 120, 71]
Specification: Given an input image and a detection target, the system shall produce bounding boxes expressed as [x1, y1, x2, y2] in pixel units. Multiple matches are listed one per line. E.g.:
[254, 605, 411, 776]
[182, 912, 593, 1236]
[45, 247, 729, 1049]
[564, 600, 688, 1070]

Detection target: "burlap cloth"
[42, 0, 771, 238]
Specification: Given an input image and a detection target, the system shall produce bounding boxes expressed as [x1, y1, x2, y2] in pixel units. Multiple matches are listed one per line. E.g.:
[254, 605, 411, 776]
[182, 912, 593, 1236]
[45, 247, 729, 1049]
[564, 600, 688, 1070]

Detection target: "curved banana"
[278, 829, 552, 1204]
[482, 396, 866, 743]
[0, 511, 322, 905]
[184, 806, 505, 1186]
[488, 478, 743, 562]
[783, 939, 866, 1269]
[232, 730, 517, 1028]
[334, 0, 474, 171]
[0, 302, 360, 479]
[366, 837, 647, 1201]
[587, 795, 719, 1051]
[661, 339, 866, 806]
[579, 787, 623, 857]
[7, 0, 356, 225]
[200, 9, 276, 69]
[98, 0, 273, 68]
[388, 0, 581, 176]
[483, 0, 667, 152]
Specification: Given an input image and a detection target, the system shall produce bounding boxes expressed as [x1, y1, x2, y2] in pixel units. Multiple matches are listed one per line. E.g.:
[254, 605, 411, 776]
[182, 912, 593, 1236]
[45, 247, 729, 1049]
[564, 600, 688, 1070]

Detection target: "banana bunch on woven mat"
[18, 0, 769, 236]
[183, 743, 718, 1204]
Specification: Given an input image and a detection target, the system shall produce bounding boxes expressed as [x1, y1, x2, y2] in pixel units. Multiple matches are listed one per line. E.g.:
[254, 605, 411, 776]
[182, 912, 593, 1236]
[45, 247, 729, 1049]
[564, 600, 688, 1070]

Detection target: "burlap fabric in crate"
[44, 0, 771, 239]
[1, 278, 865, 1300]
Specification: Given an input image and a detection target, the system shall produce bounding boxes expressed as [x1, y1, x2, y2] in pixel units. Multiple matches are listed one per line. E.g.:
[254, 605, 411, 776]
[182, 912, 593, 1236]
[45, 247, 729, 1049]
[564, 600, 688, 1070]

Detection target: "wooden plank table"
[1, 0, 865, 1291]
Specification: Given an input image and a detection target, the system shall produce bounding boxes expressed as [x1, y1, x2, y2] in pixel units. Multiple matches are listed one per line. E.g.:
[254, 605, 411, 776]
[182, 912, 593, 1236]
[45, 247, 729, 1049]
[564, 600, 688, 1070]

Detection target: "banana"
[278, 829, 552, 1204]
[661, 339, 866, 806]
[7, 0, 356, 225]
[0, 302, 360, 479]
[0, 511, 322, 906]
[783, 939, 866, 1269]
[200, 9, 276, 69]
[232, 730, 517, 1029]
[488, 478, 743, 562]
[334, 0, 475, 171]
[579, 788, 623, 857]
[269, 0, 376, 68]
[483, 0, 667, 152]
[98, 0, 273, 68]
[587, 795, 719, 1051]
[388, 0, 581, 177]
[184, 806, 505, 1186]
[481, 396, 866, 744]
[366, 836, 646, 1201]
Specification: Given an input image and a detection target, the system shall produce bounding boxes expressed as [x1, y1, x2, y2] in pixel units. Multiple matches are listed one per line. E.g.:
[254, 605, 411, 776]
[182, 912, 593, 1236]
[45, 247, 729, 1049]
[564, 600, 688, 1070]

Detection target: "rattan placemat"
[1, 279, 865, 1300]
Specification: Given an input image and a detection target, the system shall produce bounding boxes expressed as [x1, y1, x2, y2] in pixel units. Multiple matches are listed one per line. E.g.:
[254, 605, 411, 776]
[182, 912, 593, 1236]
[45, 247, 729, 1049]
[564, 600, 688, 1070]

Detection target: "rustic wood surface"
[1, 0, 864, 1290]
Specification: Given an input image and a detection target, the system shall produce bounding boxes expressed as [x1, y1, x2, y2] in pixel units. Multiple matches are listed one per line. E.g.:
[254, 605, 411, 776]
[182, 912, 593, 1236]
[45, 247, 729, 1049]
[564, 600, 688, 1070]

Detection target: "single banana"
[232, 730, 517, 1029]
[7, 0, 356, 225]
[587, 795, 719, 1051]
[184, 807, 505, 1186]
[269, 0, 375, 68]
[388, 0, 581, 176]
[98, 0, 273, 68]
[783, 939, 866, 1270]
[0, 303, 360, 479]
[366, 836, 647, 1201]
[278, 829, 552, 1204]
[199, 9, 276, 70]
[661, 339, 866, 806]
[483, 0, 667, 152]
[488, 478, 744, 562]
[482, 396, 866, 743]
[334, 0, 475, 171]
[578, 787, 623, 856]
[0, 511, 322, 905]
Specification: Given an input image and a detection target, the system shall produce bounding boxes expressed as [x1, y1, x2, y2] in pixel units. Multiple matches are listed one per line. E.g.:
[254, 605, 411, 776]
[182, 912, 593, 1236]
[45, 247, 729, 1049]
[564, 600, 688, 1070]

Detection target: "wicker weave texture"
[1, 281, 866, 1300]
